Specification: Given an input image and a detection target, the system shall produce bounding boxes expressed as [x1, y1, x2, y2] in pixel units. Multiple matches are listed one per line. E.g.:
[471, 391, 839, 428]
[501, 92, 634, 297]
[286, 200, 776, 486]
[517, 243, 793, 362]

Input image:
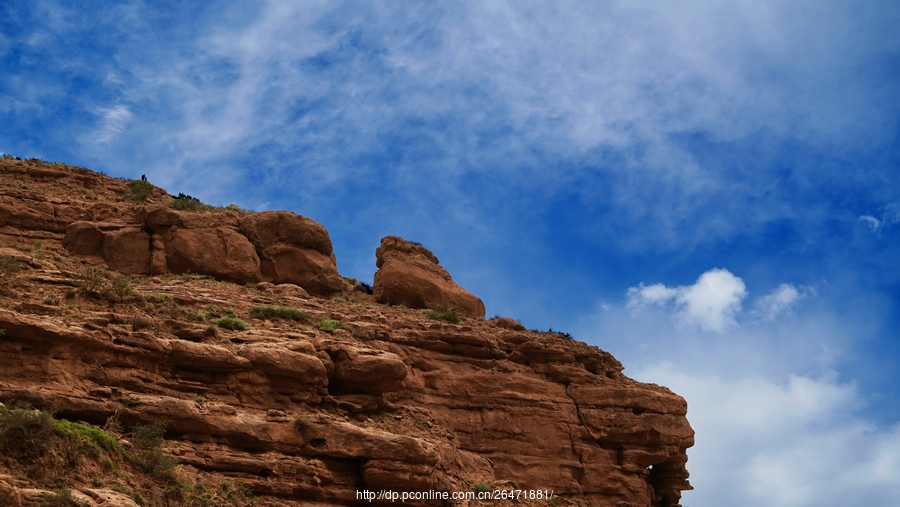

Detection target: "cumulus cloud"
[627, 268, 747, 332]
[753, 283, 808, 320]
[634, 362, 900, 507]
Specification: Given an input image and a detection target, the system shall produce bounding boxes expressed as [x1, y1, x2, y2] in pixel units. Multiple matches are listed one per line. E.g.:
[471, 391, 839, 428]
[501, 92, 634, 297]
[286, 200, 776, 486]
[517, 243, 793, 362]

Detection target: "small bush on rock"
[293, 416, 312, 431]
[0, 403, 57, 460]
[76, 266, 109, 296]
[249, 305, 310, 322]
[317, 319, 341, 333]
[425, 305, 460, 324]
[130, 422, 177, 481]
[127, 180, 153, 203]
[169, 193, 212, 212]
[109, 274, 135, 302]
[0, 255, 20, 277]
[215, 312, 249, 331]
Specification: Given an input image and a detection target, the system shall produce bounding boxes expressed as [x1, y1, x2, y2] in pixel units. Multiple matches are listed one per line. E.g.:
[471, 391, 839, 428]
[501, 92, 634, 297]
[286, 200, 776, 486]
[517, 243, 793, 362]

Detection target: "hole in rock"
[308, 438, 327, 449]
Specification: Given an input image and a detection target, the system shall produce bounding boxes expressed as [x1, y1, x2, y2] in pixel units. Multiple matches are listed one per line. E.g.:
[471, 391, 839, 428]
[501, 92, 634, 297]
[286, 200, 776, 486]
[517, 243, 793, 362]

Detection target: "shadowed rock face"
[0, 158, 693, 507]
[373, 236, 486, 318]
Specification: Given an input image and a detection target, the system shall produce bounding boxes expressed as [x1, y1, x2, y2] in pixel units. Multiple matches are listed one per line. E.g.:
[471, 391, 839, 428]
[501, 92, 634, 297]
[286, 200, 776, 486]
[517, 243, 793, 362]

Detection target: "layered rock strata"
[0, 158, 693, 506]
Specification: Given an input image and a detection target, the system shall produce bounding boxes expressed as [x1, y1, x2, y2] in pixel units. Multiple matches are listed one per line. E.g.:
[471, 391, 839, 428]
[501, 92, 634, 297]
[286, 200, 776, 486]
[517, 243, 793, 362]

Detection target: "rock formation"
[0, 157, 692, 506]
[0, 159, 344, 296]
[373, 236, 486, 318]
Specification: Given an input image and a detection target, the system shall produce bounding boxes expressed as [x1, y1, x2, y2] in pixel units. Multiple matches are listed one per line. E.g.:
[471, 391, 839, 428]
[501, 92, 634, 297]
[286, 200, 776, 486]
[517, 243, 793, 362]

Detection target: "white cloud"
[91, 105, 132, 144]
[859, 215, 881, 231]
[860, 204, 900, 233]
[753, 283, 806, 320]
[627, 268, 746, 332]
[634, 362, 900, 507]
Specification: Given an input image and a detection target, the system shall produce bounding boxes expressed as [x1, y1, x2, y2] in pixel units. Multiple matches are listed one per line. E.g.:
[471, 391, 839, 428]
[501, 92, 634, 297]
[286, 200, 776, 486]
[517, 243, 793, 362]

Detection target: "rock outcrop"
[0, 160, 347, 296]
[0, 157, 692, 507]
[373, 236, 486, 318]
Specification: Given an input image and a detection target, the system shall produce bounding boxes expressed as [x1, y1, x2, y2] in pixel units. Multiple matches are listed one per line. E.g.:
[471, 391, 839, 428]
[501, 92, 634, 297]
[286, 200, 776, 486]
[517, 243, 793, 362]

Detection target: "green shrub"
[151, 293, 174, 303]
[249, 305, 310, 322]
[0, 255, 20, 276]
[224, 204, 243, 212]
[0, 404, 57, 460]
[169, 193, 212, 212]
[76, 266, 109, 295]
[317, 319, 341, 333]
[293, 416, 312, 431]
[127, 180, 154, 203]
[128, 316, 155, 332]
[474, 481, 489, 493]
[215, 315, 248, 331]
[101, 456, 117, 472]
[129, 422, 177, 481]
[109, 274, 134, 302]
[220, 479, 255, 504]
[425, 305, 460, 324]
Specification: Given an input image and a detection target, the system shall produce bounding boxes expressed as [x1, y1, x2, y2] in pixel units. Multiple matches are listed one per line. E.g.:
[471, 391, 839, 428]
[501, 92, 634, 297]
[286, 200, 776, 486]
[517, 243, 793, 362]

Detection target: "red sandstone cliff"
[0, 157, 692, 507]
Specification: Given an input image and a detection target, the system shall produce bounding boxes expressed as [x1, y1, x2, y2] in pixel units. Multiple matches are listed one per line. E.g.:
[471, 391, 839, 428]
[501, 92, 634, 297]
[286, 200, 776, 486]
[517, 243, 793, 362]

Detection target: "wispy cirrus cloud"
[859, 204, 900, 232]
[90, 105, 132, 145]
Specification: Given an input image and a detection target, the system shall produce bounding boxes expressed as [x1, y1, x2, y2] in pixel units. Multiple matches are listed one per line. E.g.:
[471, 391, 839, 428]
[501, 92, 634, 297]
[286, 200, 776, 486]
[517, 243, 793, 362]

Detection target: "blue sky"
[2, 1, 899, 505]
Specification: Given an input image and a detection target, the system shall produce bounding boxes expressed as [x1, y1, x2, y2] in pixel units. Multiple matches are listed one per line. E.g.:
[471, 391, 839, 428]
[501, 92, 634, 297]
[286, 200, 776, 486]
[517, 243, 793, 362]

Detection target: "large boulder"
[62, 222, 151, 274]
[239, 211, 342, 296]
[163, 226, 261, 283]
[372, 236, 485, 318]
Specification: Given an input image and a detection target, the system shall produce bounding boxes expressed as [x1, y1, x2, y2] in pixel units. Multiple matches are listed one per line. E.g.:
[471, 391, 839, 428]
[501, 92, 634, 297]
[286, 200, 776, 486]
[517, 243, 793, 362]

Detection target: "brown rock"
[328, 345, 408, 393]
[81, 488, 141, 507]
[239, 211, 342, 296]
[169, 340, 251, 371]
[62, 222, 150, 273]
[373, 236, 486, 318]
[101, 227, 151, 274]
[238, 211, 334, 258]
[62, 221, 108, 257]
[237, 344, 327, 385]
[259, 244, 342, 297]
[0, 476, 21, 507]
[164, 227, 261, 283]
[492, 316, 527, 331]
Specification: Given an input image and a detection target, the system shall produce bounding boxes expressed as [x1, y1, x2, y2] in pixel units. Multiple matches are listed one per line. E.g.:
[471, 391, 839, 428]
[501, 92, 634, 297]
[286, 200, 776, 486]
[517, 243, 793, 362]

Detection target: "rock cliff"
[0, 157, 693, 506]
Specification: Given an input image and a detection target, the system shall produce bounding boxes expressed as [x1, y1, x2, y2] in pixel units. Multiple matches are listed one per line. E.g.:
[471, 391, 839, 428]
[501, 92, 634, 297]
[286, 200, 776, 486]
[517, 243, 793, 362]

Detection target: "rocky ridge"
[0, 157, 693, 507]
